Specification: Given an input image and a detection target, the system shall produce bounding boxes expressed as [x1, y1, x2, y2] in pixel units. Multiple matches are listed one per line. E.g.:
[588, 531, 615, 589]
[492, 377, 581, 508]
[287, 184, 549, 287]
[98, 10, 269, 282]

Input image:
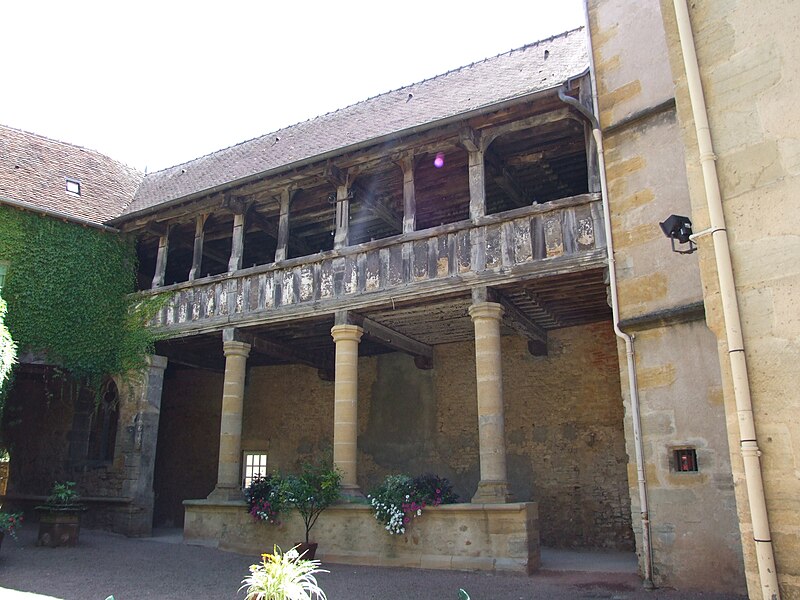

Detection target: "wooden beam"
[460, 127, 487, 220]
[484, 149, 528, 208]
[397, 153, 417, 234]
[459, 127, 480, 153]
[188, 214, 209, 281]
[225, 327, 334, 376]
[333, 183, 350, 250]
[579, 80, 601, 194]
[494, 290, 548, 354]
[250, 334, 333, 375]
[323, 162, 347, 188]
[163, 353, 224, 373]
[173, 237, 228, 268]
[274, 188, 293, 261]
[228, 212, 246, 272]
[523, 289, 563, 327]
[481, 107, 572, 148]
[352, 183, 402, 233]
[249, 208, 314, 257]
[151, 225, 171, 288]
[344, 312, 434, 369]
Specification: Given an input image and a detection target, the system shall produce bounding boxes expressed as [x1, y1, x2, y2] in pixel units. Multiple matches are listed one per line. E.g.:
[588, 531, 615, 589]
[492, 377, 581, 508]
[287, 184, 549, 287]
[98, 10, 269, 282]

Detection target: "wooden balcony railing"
[144, 194, 605, 336]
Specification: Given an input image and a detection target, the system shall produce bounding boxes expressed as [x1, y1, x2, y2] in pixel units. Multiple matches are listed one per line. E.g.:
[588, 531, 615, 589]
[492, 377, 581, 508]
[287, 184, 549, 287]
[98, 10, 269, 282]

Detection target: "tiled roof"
[124, 28, 588, 219]
[0, 124, 143, 224]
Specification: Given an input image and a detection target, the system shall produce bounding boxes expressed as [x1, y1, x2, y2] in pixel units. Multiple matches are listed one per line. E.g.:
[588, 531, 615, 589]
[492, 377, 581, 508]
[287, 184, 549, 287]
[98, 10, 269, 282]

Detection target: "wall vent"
[674, 448, 698, 472]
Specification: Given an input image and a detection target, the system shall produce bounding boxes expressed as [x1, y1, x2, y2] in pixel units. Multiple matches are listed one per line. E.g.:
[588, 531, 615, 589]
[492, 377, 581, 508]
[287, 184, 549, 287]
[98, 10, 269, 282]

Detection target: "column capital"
[331, 324, 364, 344]
[146, 354, 169, 371]
[222, 340, 251, 358]
[468, 301, 504, 322]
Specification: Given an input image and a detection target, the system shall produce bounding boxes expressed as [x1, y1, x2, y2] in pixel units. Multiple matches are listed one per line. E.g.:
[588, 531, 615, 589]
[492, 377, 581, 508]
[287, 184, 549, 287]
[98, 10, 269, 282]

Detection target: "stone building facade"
[1, 3, 798, 595]
[588, 0, 800, 597]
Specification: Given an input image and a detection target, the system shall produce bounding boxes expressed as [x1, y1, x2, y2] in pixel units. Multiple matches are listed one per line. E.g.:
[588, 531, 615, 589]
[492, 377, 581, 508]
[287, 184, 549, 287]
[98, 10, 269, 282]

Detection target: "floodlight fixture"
[659, 214, 697, 254]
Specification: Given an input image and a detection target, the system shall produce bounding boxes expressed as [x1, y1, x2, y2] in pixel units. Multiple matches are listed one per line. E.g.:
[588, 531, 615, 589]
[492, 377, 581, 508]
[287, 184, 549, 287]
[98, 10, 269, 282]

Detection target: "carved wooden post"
[151, 225, 170, 288]
[188, 214, 208, 281]
[398, 153, 417, 233]
[228, 209, 246, 272]
[580, 82, 601, 193]
[461, 128, 486, 220]
[274, 188, 294, 262]
[333, 184, 350, 250]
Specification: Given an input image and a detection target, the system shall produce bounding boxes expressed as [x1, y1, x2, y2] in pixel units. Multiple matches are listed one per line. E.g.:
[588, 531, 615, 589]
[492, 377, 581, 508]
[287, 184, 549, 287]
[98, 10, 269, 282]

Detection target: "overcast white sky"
[1, 1, 585, 173]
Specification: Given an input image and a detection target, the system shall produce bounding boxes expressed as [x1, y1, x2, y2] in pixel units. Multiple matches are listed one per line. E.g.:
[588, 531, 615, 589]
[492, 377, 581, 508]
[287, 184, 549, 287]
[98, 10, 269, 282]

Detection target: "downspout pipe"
[559, 19, 655, 590]
[672, 2, 780, 598]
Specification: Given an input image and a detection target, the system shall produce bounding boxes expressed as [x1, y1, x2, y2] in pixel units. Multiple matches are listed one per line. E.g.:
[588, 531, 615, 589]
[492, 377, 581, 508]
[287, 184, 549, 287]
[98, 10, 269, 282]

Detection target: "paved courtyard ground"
[0, 527, 745, 599]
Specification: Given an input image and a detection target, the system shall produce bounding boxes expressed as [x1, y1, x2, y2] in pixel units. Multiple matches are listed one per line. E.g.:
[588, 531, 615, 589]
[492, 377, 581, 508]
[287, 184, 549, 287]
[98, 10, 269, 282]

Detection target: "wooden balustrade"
[144, 194, 605, 336]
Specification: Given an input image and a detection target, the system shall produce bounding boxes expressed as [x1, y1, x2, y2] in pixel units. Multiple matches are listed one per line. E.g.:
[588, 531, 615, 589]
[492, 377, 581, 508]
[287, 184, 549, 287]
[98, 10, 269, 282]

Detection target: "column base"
[207, 486, 245, 502]
[471, 480, 513, 504]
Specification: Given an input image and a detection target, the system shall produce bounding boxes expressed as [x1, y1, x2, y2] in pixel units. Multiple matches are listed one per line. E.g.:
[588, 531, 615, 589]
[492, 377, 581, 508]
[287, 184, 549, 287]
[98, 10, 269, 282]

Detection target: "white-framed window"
[66, 177, 81, 196]
[242, 452, 269, 489]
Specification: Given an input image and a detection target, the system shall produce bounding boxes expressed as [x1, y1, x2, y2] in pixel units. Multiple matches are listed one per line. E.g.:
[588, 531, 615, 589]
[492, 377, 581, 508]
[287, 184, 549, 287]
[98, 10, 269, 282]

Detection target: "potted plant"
[0, 510, 23, 550]
[285, 459, 341, 560]
[36, 481, 85, 547]
[239, 545, 328, 600]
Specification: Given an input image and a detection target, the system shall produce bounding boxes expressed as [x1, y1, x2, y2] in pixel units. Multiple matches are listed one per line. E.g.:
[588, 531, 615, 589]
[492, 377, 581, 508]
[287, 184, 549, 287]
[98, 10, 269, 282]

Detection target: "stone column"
[208, 338, 251, 501]
[331, 323, 363, 496]
[115, 354, 168, 536]
[469, 301, 512, 503]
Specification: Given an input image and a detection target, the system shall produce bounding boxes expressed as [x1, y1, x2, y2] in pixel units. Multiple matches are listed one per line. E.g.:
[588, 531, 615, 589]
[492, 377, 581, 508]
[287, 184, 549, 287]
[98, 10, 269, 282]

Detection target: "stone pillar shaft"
[469, 301, 512, 503]
[331, 324, 363, 495]
[209, 339, 250, 501]
[114, 354, 168, 536]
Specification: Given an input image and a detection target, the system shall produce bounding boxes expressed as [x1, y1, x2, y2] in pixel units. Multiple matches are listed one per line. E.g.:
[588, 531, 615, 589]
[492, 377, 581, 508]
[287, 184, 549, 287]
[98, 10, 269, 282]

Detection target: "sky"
[1, 1, 585, 173]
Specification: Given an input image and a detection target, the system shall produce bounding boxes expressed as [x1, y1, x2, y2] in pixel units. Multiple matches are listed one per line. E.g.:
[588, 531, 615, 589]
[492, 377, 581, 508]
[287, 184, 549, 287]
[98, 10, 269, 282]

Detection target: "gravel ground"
[0, 528, 744, 600]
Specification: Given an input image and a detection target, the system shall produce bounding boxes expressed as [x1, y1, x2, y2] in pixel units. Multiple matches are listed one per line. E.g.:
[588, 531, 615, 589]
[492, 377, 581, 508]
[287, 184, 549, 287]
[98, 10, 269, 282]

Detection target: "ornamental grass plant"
[239, 546, 328, 600]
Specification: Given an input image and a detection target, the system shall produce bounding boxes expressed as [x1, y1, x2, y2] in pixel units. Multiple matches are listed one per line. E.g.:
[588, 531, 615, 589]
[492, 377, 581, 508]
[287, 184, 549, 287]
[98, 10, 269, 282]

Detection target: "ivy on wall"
[0, 296, 16, 389]
[0, 205, 159, 395]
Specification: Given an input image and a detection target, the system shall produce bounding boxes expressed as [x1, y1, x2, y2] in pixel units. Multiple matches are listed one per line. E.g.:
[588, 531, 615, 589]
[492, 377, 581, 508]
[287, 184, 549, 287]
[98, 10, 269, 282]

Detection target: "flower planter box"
[36, 506, 85, 547]
[184, 500, 540, 574]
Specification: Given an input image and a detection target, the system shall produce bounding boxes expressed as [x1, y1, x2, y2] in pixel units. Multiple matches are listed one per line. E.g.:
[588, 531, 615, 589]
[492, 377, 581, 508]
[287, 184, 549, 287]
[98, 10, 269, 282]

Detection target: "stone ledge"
[183, 500, 540, 574]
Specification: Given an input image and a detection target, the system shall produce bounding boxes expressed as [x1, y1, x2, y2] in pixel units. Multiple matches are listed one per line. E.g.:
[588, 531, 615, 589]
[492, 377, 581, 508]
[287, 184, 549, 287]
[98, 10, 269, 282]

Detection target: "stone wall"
[2, 366, 76, 493]
[185, 500, 540, 574]
[588, 0, 744, 593]
[656, 1, 800, 597]
[152, 366, 223, 527]
[2, 358, 167, 536]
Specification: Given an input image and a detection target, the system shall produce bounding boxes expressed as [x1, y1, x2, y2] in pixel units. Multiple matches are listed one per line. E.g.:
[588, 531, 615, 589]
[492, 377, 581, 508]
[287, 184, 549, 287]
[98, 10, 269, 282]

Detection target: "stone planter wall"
[184, 500, 539, 574]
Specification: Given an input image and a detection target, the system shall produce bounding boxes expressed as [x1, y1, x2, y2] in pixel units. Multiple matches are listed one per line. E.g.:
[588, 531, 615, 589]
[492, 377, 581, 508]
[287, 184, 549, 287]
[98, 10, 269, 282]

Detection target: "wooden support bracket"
[494, 290, 549, 356]
[343, 311, 434, 369]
